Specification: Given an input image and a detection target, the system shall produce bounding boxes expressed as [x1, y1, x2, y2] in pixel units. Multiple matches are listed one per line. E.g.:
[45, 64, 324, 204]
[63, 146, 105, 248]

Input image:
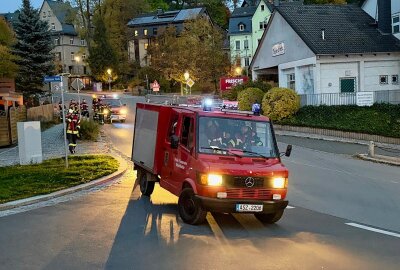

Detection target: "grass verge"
[0, 155, 119, 204]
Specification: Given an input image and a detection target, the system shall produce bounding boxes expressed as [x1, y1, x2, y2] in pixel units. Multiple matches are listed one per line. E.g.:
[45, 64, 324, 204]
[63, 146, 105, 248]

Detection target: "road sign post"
[151, 80, 160, 93]
[59, 76, 69, 168]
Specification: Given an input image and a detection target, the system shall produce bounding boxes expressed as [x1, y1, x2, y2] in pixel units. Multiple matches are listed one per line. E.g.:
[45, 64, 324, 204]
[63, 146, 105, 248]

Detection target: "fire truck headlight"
[272, 177, 286, 189]
[200, 174, 223, 186]
[120, 108, 128, 115]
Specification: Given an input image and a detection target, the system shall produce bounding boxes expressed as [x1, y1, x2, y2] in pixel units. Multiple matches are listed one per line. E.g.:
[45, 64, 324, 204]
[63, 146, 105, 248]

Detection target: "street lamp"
[184, 71, 189, 95]
[74, 56, 82, 114]
[107, 68, 112, 92]
[235, 66, 242, 76]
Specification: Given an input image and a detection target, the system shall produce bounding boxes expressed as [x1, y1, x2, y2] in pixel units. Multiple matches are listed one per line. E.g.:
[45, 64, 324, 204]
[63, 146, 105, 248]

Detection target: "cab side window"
[181, 116, 194, 150]
[168, 113, 179, 138]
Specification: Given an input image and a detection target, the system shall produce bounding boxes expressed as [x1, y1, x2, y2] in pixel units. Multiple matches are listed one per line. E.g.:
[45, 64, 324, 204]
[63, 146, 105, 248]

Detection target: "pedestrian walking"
[66, 109, 81, 154]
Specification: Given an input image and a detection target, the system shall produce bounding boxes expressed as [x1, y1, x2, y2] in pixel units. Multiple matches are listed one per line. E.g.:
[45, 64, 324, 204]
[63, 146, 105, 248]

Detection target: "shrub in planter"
[237, 87, 265, 111]
[79, 120, 100, 141]
[262, 87, 300, 121]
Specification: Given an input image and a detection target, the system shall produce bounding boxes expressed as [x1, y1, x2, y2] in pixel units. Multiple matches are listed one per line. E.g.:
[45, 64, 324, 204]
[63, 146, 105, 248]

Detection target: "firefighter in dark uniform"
[66, 109, 81, 154]
[81, 99, 89, 118]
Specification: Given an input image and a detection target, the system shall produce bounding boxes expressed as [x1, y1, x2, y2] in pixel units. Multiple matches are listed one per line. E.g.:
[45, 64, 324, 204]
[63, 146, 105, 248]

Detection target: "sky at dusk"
[0, 0, 43, 13]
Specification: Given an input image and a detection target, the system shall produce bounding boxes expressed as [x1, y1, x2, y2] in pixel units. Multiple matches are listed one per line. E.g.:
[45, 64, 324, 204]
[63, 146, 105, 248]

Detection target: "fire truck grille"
[226, 189, 272, 200]
[232, 177, 264, 188]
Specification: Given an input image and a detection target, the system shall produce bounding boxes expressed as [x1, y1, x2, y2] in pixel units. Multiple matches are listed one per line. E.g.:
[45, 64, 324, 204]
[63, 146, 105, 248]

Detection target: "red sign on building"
[220, 76, 249, 91]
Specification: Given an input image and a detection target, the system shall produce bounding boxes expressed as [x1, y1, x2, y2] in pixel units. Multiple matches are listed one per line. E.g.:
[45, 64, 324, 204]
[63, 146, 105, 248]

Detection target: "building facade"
[251, 5, 400, 98]
[228, 0, 273, 72]
[362, 0, 400, 40]
[127, 8, 209, 67]
[39, 0, 89, 76]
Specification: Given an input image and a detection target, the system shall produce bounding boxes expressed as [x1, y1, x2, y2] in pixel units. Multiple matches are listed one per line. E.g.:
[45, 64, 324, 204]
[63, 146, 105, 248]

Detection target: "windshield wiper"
[241, 149, 270, 159]
[200, 146, 243, 158]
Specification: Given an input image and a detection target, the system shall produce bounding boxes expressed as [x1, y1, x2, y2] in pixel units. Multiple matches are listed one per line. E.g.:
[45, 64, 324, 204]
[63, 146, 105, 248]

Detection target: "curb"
[356, 154, 400, 167]
[0, 154, 128, 211]
[274, 130, 400, 150]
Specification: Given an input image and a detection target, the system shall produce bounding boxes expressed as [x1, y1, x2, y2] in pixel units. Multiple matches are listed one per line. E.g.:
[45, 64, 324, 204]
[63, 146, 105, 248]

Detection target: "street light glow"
[74, 56, 81, 63]
[107, 68, 112, 75]
[235, 66, 242, 76]
[184, 71, 189, 81]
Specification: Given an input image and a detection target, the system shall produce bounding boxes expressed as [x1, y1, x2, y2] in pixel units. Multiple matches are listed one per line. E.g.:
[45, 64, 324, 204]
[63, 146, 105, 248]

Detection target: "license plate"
[236, 204, 263, 212]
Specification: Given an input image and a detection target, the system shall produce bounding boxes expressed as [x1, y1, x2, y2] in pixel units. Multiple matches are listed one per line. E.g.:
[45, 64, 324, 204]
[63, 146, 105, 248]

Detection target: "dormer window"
[239, 24, 245, 31]
[261, 5, 265, 11]
[51, 23, 55, 30]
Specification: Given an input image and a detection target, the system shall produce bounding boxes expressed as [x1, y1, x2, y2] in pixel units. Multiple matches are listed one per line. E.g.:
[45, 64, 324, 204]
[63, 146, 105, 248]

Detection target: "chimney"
[157, 9, 163, 16]
[378, 0, 392, 34]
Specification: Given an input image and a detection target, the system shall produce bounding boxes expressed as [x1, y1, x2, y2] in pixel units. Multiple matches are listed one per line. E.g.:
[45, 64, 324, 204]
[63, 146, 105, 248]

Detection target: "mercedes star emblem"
[245, 177, 255, 188]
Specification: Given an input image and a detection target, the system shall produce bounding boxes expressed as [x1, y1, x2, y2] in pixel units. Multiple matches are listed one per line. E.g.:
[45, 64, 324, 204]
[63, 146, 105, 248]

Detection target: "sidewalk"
[0, 124, 110, 167]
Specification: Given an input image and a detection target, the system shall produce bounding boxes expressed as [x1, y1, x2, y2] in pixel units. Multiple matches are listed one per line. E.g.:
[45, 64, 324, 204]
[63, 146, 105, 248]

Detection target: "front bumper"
[196, 195, 288, 214]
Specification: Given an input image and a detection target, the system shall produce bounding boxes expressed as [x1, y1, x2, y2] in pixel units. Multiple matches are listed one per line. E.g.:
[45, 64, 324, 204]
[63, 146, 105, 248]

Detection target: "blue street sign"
[44, 76, 62, 83]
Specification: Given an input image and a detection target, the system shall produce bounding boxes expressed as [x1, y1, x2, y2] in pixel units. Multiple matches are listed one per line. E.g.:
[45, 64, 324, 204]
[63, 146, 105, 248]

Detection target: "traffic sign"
[44, 76, 62, 83]
[187, 78, 195, 88]
[71, 78, 84, 91]
[151, 80, 160, 92]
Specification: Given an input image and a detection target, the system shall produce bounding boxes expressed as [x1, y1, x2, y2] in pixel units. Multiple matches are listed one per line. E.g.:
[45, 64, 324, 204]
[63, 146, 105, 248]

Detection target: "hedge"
[278, 104, 400, 138]
[262, 87, 300, 121]
[237, 87, 264, 111]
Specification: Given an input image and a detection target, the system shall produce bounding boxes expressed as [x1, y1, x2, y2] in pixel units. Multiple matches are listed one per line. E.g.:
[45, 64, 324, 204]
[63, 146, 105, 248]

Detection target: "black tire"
[178, 188, 207, 225]
[254, 210, 284, 224]
[138, 170, 154, 196]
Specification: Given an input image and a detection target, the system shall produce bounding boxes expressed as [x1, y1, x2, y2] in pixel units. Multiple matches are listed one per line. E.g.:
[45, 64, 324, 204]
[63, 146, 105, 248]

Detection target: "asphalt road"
[1, 95, 399, 269]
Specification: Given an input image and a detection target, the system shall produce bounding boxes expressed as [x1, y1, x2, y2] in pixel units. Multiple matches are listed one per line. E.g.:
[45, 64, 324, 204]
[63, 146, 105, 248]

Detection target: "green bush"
[222, 80, 272, 101]
[237, 87, 264, 111]
[262, 87, 300, 121]
[279, 104, 400, 138]
[79, 120, 100, 141]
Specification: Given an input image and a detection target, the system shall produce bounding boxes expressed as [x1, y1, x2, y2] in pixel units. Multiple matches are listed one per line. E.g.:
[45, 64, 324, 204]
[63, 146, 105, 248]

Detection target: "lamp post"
[184, 71, 189, 95]
[107, 68, 112, 92]
[74, 56, 81, 114]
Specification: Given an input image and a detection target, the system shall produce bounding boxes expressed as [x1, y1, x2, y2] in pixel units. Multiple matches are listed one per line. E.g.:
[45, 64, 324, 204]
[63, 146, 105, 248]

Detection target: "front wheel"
[178, 188, 207, 225]
[254, 210, 284, 224]
[138, 170, 154, 196]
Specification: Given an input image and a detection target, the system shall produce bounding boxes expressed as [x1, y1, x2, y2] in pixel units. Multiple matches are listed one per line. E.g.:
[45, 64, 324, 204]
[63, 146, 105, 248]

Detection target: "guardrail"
[299, 90, 400, 106]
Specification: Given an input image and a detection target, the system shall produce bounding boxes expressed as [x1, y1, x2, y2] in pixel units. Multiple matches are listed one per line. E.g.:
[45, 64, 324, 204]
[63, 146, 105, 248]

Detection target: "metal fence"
[299, 90, 400, 107]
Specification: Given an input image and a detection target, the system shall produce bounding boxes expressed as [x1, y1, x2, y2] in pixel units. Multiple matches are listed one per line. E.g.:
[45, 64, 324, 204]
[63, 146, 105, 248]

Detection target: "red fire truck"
[132, 100, 292, 225]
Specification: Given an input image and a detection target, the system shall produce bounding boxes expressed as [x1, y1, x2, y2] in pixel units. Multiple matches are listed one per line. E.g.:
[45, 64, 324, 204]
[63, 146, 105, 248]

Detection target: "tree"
[87, 15, 118, 82]
[102, 0, 150, 80]
[0, 18, 18, 78]
[13, 0, 53, 93]
[147, 18, 230, 93]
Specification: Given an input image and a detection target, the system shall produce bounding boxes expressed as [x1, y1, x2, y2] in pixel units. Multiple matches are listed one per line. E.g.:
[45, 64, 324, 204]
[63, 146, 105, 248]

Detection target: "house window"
[340, 78, 356, 93]
[239, 24, 244, 31]
[245, 57, 250, 67]
[379, 75, 388, 85]
[71, 52, 75, 61]
[393, 14, 400, 33]
[51, 23, 55, 30]
[43, 12, 46, 19]
[261, 5, 265, 11]
[144, 43, 149, 50]
[153, 28, 157, 35]
[70, 38, 74, 45]
[82, 53, 86, 60]
[244, 39, 249, 49]
[144, 29, 148, 35]
[235, 40, 240, 50]
[48, 11, 51, 17]
[287, 73, 295, 90]
[259, 22, 263, 30]
[54, 53, 61, 61]
[134, 30, 138, 37]
[54, 38, 60, 45]
[392, 75, 398, 85]
[80, 39, 85, 46]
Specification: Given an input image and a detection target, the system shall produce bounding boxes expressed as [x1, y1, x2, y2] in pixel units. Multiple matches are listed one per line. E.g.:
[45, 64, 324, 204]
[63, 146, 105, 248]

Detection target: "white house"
[251, 4, 400, 101]
[362, 0, 400, 40]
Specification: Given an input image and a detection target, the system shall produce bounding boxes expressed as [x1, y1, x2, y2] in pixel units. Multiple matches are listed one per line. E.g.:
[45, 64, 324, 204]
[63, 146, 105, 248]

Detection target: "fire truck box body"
[132, 102, 290, 225]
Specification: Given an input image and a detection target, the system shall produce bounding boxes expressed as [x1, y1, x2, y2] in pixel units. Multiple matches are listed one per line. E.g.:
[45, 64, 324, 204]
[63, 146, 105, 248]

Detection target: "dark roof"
[0, 11, 20, 25]
[231, 6, 257, 18]
[276, 4, 400, 54]
[45, 0, 77, 35]
[127, 8, 206, 27]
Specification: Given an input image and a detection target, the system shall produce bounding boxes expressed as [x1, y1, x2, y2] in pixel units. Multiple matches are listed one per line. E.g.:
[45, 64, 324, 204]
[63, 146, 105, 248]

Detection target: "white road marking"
[286, 206, 295, 209]
[345, 223, 400, 238]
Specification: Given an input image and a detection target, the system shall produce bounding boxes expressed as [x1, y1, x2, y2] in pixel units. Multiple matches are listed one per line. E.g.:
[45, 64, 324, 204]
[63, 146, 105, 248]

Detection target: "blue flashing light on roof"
[202, 98, 213, 111]
[252, 102, 261, 116]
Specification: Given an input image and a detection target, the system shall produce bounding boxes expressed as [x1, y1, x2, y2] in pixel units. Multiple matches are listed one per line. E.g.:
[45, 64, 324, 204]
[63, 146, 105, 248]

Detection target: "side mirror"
[170, 135, 179, 149]
[285, 145, 292, 157]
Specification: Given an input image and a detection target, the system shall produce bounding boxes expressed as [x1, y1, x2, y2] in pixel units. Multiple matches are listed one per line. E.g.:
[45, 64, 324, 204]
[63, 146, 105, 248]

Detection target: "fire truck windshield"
[198, 117, 278, 158]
